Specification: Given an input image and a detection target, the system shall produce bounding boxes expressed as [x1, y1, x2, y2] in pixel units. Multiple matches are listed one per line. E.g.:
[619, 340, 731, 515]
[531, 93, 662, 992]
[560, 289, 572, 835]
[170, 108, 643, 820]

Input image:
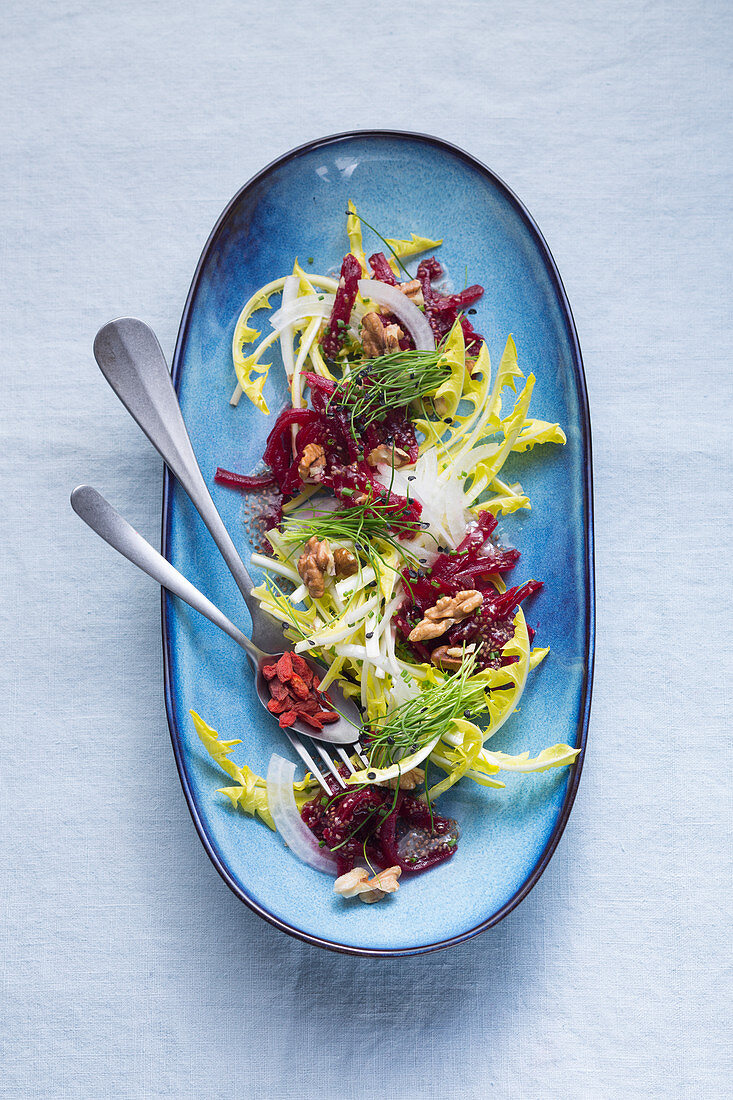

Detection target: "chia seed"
[397, 818, 460, 863]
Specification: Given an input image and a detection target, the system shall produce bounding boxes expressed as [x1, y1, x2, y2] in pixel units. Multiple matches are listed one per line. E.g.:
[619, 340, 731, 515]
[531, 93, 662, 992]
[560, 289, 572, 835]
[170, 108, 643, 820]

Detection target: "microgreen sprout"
[365, 649, 488, 769]
[327, 347, 450, 437]
[277, 489, 425, 584]
[345, 209, 412, 277]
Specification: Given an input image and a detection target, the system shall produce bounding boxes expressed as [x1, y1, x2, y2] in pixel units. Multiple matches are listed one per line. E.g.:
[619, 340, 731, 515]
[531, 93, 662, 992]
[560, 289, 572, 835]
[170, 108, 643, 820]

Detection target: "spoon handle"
[93, 317, 284, 653]
[71, 485, 264, 666]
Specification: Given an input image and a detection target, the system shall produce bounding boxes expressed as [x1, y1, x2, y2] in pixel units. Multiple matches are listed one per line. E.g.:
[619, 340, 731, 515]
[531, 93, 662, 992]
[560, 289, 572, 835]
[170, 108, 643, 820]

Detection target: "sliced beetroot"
[492, 579, 543, 619]
[396, 517, 542, 669]
[454, 510, 497, 554]
[304, 372, 337, 401]
[442, 549, 521, 587]
[214, 467, 277, 490]
[418, 257, 443, 283]
[321, 788, 386, 850]
[300, 774, 460, 878]
[321, 253, 362, 358]
[435, 285, 484, 311]
[262, 406, 324, 492]
[378, 793, 459, 873]
[459, 315, 484, 353]
[416, 257, 485, 350]
[368, 252, 398, 285]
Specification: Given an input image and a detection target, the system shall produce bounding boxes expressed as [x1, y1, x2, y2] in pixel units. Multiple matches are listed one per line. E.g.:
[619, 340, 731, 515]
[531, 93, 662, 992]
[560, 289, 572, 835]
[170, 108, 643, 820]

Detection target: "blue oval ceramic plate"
[162, 130, 594, 956]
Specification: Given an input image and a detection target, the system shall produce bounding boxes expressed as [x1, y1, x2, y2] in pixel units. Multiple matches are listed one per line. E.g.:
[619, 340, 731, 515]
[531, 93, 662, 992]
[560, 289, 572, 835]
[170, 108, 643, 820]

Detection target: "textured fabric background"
[1, 1, 730, 1097]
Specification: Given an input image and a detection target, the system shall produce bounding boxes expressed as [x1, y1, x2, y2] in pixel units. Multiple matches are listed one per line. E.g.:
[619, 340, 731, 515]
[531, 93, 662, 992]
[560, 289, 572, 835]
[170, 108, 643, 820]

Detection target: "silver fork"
[88, 316, 370, 789]
[71, 486, 368, 791]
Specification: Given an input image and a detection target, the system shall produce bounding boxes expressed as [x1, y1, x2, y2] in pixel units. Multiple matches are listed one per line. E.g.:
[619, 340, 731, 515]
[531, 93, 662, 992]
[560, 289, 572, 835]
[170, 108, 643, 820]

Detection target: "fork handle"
[71, 485, 265, 666]
[93, 317, 284, 653]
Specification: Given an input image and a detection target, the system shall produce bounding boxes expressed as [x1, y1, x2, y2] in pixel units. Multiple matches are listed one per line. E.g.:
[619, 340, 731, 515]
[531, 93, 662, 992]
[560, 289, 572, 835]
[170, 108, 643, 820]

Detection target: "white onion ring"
[266, 754, 336, 874]
[278, 275, 299, 375]
[270, 294, 334, 329]
[357, 278, 435, 350]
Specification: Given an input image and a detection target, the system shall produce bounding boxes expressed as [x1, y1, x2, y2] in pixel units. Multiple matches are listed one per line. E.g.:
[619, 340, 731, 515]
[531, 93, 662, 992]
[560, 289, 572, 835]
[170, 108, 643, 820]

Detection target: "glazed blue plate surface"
[163, 131, 594, 956]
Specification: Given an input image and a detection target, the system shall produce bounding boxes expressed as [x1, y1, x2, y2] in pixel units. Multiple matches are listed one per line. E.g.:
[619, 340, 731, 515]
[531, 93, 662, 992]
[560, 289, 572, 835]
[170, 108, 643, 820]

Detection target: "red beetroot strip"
[301, 784, 460, 876]
[214, 467, 277, 490]
[416, 257, 485, 352]
[262, 652, 338, 730]
[368, 251, 398, 285]
[321, 253, 362, 358]
[394, 512, 542, 669]
[255, 381, 423, 534]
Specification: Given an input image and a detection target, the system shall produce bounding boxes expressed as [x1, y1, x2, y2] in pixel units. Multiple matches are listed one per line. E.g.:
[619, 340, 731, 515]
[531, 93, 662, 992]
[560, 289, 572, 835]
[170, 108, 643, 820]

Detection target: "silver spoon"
[71, 485, 361, 746]
[91, 317, 364, 746]
[93, 316, 286, 653]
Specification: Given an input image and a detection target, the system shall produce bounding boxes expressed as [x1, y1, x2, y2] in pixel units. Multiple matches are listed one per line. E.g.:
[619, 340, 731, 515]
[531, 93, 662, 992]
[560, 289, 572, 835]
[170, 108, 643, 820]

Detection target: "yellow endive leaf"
[346, 199, 367, 274]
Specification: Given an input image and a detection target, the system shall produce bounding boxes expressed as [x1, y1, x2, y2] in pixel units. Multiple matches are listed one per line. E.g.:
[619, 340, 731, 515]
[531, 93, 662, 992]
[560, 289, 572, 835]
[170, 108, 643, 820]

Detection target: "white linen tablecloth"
[1, 1, 730, 1096]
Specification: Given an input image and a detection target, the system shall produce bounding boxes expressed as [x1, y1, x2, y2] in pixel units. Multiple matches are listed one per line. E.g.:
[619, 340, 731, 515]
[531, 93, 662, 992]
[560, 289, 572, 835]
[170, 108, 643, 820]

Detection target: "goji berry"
[276, 652, 293, 682]
[294, 697, 319, 715]
[269, 679, 289, 701]
[267, 698, 288, 715]
[299, 712, 324, 730]
[262, 664, 278, 680]
[289, 674, 310, 700]
[278, 710, 297, 728]
[291, 654, 313, 685]
[318, 710, 340, 724]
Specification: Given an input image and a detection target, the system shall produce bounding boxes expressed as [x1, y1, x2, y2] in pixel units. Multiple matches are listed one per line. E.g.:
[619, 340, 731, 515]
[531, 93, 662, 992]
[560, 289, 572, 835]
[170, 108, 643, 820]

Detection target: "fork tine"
[336, 746, 357, 773]
[352, 741, 370, 767]
[285, 730, 369, 795]
[283, 729, 329, 791]
[312, 741, 347, 788]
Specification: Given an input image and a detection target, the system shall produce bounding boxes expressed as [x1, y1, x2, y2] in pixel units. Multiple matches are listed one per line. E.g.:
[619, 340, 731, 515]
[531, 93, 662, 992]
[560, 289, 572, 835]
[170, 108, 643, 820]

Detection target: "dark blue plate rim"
[160, 129, 595, 957]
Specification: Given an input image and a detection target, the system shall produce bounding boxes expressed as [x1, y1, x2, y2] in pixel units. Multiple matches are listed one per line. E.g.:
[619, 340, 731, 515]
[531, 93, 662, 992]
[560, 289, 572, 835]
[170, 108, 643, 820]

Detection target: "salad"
[191, 203, 579, 905]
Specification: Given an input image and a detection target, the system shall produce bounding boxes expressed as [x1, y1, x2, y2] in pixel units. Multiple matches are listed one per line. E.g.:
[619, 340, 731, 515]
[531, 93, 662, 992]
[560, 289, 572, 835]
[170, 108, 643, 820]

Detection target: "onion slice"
[357, 278, 435, 350]
[266, 754, 336, 874]
[278, 275, 299, 378]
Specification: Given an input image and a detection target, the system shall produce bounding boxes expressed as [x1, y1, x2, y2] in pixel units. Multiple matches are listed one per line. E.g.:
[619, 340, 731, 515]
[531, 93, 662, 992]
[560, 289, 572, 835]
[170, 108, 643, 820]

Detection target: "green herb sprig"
[278, 491, 426, 582]
[365, 650, 488, 770]
[329, 347, 450, 437]
[346, 209, 413, 278]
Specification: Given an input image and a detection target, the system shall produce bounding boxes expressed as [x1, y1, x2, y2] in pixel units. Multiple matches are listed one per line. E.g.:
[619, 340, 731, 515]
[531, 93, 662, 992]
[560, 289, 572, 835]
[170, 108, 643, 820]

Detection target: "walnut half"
[398, 278, 425, 308]
[366, 443, 410, 468]
[360, 312, 404, 358]
[408, 589, 483, 643]
[377, 766, 425, 791]
[334, 865, 402, 903]
[333, 547, 358, 578]
[298, 442, 326, 484]
[297, 536, 334, 598]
